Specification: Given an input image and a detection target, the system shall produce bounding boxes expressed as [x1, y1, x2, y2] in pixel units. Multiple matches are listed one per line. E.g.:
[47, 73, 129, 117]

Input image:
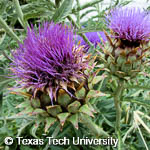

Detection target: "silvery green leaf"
[51, 0, 74, 23]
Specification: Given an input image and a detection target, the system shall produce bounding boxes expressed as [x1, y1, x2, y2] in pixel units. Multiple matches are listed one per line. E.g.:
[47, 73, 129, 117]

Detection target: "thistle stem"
[80, 113, 109, 137]
[114, 79, 124, 150]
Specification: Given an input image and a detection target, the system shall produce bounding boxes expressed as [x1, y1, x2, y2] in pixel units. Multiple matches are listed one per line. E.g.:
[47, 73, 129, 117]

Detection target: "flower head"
[100, 7, 150, 79]
[11, 22, 89, 104]
[107, 7, 150, 43]
[78, 31, 106, 51]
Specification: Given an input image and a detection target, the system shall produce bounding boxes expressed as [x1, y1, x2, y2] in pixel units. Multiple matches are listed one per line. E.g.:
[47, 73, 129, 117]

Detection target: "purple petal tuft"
[107, 7, 150, 42]
[11, 22, 87, 90]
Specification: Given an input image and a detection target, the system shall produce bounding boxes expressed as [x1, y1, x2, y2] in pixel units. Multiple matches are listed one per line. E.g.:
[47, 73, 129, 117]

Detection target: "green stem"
[67, 15, 93, 47]
[0, 17, 21, 43]
[114, 79, 125, 150]
[80, 113, 109, 137]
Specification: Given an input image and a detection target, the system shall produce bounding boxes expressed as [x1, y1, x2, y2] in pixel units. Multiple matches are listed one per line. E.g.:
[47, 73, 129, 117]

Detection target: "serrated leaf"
[17, 121, 33, 137]
[45, 117, 57, 133]
[79, 113, 109, 137]
[68, 113, 78, 129]
[130, 90, 143, 97]
[57, 112, 70, 126]
[0, 78, 13, 92]
[124, 98, 150, 108]
[30, 119, 43, 138]
[79, 104, 94, 117]
[24, 106, 34, 114]
[17, 106, 34, 116]
[51, 0, 74, 23]
[16, 101, 30, 108]
[103, 116, 115, 128]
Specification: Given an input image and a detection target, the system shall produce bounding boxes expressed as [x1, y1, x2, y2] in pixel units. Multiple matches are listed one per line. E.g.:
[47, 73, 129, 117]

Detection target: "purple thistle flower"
[77, 32, 107, 51]
[11, 22, 89, 104]
[107, 7, 150, 42]
[100, 7, 150, 79]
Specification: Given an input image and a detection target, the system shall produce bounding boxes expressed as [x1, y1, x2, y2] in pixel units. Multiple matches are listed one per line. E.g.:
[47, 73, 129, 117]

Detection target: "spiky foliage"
[99, 7, 150, 79]
[11, 22, 98, 131]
